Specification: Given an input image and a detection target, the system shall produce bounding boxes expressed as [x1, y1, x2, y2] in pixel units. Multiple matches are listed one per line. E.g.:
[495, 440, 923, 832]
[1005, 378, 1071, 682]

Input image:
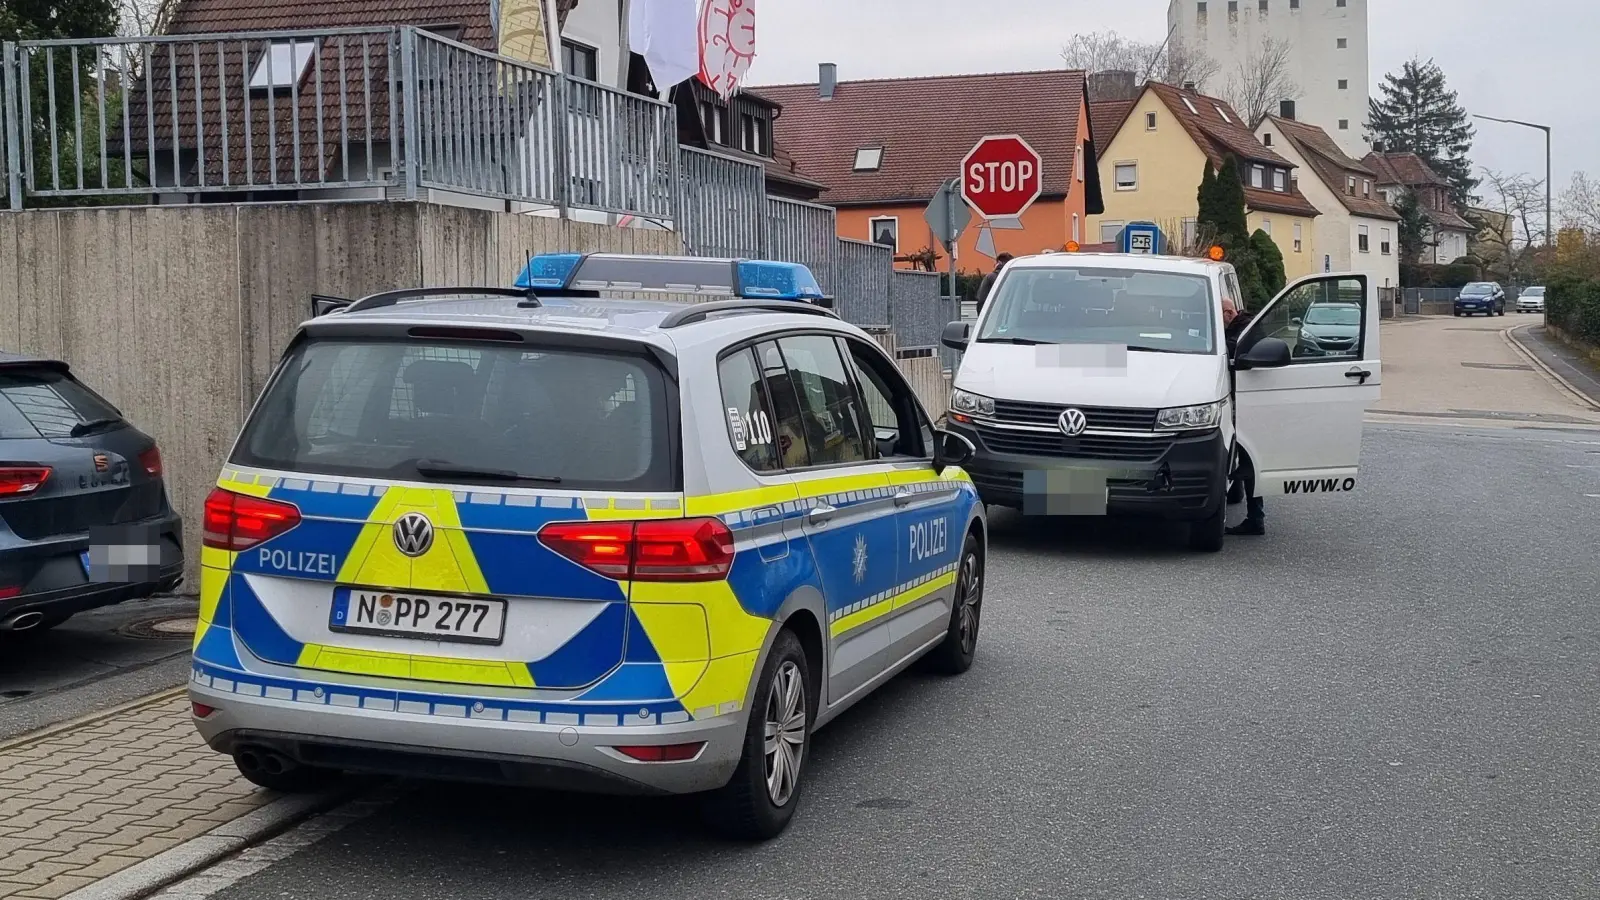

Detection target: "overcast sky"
[746, 0, 1594, 199]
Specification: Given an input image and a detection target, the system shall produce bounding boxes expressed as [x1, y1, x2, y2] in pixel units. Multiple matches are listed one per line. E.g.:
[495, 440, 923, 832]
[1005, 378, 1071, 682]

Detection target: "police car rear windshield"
[977, 268, 1216, 355]
[233, 339, 675, 491]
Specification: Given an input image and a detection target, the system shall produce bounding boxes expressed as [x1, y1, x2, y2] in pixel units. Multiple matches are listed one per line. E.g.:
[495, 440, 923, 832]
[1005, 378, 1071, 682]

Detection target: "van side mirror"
[932, 429, 975, 472]
[941, 321, 971, 352]
[1234, 336, 1293, 370]
[311, 294, 352, 317]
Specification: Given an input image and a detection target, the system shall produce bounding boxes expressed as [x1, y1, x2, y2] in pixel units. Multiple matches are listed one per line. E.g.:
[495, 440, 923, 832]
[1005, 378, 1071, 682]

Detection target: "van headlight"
[1157, 401, 1223, 431]
[950, 389, 995, 417]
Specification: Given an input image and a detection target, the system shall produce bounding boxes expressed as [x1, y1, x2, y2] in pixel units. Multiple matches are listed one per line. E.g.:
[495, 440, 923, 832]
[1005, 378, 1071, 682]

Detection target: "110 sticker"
[728, 406, 774, 451]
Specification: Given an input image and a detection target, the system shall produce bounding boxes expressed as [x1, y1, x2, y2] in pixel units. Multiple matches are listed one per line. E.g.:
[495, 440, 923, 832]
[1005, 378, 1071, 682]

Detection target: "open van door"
[1232, 274, 1380, 497]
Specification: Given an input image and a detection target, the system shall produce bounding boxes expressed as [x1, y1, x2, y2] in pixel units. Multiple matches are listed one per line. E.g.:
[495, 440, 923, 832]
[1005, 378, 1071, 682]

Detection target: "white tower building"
[1168, 0, 1370, 158]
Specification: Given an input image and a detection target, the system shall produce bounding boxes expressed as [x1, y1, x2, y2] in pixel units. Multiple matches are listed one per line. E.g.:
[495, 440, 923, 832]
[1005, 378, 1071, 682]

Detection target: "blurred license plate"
[330, 588, 506, 646]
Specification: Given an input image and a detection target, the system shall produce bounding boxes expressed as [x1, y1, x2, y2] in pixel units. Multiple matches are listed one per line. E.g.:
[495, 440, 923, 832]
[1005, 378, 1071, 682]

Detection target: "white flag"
[629, 0, 700, 90]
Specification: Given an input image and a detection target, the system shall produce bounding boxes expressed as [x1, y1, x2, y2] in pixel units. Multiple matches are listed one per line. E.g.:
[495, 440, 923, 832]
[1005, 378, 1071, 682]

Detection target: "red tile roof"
[167, 0, 496, 47]
[1145, 82, 1293, 170]
[753, 69, 1089, 206]
[1265, 116, 1398, 221]
[1362, 151, 1448, 188]
[1089, 98, 1136, 157]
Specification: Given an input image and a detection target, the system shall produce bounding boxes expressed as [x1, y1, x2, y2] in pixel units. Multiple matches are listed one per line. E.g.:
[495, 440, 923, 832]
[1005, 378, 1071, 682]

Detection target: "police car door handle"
[1344, 366, 1372, 384]
[893, 490, 915, 508]
[807, 505, 837, 526]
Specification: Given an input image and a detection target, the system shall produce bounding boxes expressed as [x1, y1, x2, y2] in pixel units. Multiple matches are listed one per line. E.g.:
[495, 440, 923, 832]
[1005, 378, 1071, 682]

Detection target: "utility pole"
[1475, 114, 1553, 257]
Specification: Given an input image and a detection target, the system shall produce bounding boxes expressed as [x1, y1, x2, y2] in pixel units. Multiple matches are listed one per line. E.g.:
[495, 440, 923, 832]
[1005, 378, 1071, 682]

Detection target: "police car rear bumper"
[951, 423, 1227, 521]
[190, 681, 747, 796]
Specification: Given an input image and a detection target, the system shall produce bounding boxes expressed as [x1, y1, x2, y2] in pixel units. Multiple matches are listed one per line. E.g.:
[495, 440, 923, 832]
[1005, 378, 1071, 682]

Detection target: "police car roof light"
[735, 260, 826, 301]
[515, 253, 585, 290]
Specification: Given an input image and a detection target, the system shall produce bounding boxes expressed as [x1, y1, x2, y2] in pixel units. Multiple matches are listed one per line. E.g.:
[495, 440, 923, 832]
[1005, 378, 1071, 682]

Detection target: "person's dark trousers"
[1227, 469, 1265, 536]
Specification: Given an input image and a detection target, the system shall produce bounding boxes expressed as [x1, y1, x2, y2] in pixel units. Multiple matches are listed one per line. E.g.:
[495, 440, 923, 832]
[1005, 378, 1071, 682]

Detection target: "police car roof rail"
[658, 299, 838, 330]
[344, 286, 540, 315]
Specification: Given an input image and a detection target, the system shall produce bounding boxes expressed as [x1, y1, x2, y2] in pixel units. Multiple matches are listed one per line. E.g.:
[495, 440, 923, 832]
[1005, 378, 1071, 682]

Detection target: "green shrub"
[1547, 277, 1600, 344]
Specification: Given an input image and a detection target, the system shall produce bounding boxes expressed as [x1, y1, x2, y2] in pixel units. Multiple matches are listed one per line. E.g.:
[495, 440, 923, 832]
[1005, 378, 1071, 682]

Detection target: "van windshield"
[976, 267, 1217, 355]
[232, 338, 676, 491]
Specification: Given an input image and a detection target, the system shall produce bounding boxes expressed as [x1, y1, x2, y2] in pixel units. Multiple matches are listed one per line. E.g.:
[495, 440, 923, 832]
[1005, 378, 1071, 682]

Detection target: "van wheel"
[922, 532, 984, 675]
[1189, 504, 1227, 553]
[702, 629, 811, 841]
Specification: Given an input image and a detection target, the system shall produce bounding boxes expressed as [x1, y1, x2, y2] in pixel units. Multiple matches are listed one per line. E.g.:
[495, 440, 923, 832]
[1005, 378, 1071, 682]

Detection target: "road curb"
[1502, 323, 1600, 413]
[0, 685, 186, 753]
[58, 787, 360, 900]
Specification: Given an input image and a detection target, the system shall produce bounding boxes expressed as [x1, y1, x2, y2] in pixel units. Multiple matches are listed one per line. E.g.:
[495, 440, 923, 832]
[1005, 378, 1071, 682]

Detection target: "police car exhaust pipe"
[235, 745, 294, 778]
[0, 611, 44, 631]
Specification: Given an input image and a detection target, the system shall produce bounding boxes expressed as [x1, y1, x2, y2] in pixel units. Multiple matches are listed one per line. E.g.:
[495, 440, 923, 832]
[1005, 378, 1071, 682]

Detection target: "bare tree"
[1222, 36, 1299, 126]
[118, 0, 176, 36]
[1474, 168, 1548, 282]
[1561, 171, 1600, 235]
[1061, 30, 1217, 90]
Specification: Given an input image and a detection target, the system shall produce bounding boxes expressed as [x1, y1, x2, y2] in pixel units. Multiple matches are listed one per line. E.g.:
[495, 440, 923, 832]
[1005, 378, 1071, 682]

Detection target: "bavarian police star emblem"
[852, 533, 868, 585]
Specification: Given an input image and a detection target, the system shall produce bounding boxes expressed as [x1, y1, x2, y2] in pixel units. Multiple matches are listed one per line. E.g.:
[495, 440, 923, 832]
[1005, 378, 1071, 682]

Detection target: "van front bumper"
[949, 421, 1228, 522]
[190, 672, 747, 796]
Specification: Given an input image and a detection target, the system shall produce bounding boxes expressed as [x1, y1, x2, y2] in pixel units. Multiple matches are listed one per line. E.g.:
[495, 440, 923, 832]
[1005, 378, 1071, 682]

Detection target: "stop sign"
[961, 135, 1044, 219]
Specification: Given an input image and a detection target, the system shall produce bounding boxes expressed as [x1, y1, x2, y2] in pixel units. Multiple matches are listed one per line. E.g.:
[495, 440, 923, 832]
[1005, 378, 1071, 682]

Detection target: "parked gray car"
[0, 353, 184, 635]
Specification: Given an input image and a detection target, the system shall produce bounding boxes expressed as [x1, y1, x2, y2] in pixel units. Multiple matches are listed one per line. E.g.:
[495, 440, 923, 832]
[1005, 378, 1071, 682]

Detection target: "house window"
[1146, 112, 1157, 130]
[1336, 0, 1346, 6]
[1263, 133, 1273, 146]
[699, 101, 726, 145]
[1358, 224, 1370, 253]
[1381, 227, 1392, 255]
[1363, 179, 1371, 197]
[1197, 2, 1207, 25]
[1072, 214, 1081, 243]
[1293, 222, 1303, 253]
[1347, 175, 1357, 195]
[1251, 165, 1265, 188]
[1216, 106, 1232, 123]
[249, 41, 315, 90]
[1075, 146, 1084, 182]
[1115, 162, 1138, 191]
[1261, 218, 1272, 235]
[1290, 0, 1299, 7]
[853, 147, 884, 172]
[1182, 217, 1198, 250]
[1338, 79, 1349, 90]
[1228, 1, 1238, 12]
[1274, 169, 1286, 192]
[1339, 119, 1350, 130]
[1100, 221, 1125, 243]
[1182, 97, 1199, 114]
[738, 112, 766, 155]
[561, 40, 599, 82]
[1259, 0, 1269, 10]
[869, 217, 899, 250]
[1337, 38, 1348, 48]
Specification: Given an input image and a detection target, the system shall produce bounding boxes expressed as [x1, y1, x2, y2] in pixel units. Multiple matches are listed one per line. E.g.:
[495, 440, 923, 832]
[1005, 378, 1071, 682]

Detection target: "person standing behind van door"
[1222, 300, 1266, 536]
[975, 253, 1013, 316]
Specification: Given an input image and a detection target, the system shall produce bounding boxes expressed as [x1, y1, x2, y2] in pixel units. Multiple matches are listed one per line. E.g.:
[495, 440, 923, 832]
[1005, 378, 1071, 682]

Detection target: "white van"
[940, 253, 1381, 551]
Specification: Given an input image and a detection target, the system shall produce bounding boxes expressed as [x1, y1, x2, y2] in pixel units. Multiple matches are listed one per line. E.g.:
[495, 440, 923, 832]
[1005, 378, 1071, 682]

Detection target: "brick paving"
[0, 692, 270, 900]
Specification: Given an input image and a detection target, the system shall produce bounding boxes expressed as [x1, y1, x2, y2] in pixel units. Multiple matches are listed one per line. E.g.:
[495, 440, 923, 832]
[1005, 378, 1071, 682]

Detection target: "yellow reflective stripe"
[790, 469, 896, 499]
[295, 644, 536, 688]
[685, 484, 797, 519]
[216, 474, 273, 499]
[193, 562, 230, 649]
[832, 571, 958, 637]
[893, 571, 957, 611]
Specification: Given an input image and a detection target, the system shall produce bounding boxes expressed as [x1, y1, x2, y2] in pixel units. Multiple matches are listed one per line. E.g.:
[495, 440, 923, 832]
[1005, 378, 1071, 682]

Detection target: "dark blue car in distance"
[1454, 282, 1505, 317]
[0, 353, 184, 636]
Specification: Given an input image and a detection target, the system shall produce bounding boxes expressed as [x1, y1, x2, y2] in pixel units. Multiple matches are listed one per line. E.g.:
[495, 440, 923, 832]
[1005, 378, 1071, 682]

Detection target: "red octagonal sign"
[961, 135, 1044, 220]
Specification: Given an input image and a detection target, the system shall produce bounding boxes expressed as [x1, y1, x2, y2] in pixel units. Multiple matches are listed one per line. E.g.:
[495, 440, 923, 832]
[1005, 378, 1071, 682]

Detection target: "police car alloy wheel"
[923, 531, 984, 675]
[765, 660, 806, 806]
[703, 629, 813, 841]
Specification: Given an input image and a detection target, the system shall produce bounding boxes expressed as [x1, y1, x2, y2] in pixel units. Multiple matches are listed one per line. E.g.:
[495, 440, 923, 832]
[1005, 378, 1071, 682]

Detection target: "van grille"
[976, 427, 1174, 463]
[989, 401, 1159, 432]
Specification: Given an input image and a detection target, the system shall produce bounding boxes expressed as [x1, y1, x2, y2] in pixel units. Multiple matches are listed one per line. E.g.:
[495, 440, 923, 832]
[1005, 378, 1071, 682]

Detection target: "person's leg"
[1227, 464, 1265, 536]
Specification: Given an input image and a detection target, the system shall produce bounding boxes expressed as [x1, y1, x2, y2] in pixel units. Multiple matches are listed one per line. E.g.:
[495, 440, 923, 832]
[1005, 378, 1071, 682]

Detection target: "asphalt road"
[191, 418, 1600, 900]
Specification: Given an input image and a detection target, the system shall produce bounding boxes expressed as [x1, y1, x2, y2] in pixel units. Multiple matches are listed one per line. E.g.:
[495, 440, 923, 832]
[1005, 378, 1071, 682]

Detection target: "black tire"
[922, 531, 984, 675]
[702, 629, 812, 841]
[232, 749, 337, 793]
[1188, 503, 1227, 553]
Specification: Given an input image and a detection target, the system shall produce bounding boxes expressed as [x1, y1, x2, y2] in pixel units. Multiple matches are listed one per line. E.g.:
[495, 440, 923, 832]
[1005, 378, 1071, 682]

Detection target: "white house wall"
[562, 0, 626, 87]
[1256, 120, 1397, 287]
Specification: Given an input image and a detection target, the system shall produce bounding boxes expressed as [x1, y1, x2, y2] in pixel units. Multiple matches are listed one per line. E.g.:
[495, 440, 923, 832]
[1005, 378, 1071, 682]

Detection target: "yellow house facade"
[1087, 82, 1320, 282]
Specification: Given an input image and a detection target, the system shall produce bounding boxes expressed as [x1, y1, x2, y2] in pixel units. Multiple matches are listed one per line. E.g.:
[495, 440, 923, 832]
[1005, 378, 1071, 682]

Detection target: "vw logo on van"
[393, 512, 435, 557]
[1058, 408, 1089, 437]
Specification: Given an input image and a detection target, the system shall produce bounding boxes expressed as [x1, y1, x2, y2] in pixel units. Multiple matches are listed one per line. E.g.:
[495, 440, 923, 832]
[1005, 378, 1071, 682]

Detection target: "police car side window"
[716, 348, 782, 473]
[773, 335, 871, 468]
[842, 338, 928, 459]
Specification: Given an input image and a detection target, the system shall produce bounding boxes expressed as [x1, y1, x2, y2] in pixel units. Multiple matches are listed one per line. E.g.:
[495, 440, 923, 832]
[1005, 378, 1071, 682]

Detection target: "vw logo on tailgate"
[393, 512, 435, 557]
[1058, 408, 1089, 437]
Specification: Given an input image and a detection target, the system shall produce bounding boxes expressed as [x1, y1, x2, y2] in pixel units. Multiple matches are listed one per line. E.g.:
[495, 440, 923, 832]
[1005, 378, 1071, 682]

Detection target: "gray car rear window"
[0, 368, 122, 439]
[233, 339, 676, 491]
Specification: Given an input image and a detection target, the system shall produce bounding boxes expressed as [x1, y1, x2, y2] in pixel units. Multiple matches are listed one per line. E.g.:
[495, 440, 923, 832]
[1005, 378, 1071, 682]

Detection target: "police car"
[190, 254, 986, 839]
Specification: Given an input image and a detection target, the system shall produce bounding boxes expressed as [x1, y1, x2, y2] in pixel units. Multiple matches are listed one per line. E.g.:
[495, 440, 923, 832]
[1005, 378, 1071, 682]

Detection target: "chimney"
[1279, 100, 1296, 120]
[1372, 139, 1386, 153]
[1088, 69, 1139, 102]
[819, 63, 837, 100]
[1182, 80, 1197, 92]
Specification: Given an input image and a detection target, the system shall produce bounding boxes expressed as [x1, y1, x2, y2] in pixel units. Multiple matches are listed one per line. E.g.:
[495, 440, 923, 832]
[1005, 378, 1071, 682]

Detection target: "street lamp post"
[1474, 114, 1553, 257]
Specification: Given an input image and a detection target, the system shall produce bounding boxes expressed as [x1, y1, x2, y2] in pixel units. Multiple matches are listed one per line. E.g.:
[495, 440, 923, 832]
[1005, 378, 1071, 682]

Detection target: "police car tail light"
[538, 518, 734, 582]
[0, 466, 52, 497]
[203, 488, 302, 551]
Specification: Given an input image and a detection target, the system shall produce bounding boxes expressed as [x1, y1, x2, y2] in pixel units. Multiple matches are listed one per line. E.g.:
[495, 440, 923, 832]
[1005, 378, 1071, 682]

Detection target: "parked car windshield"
[1522, 287, 1545, 297]
[976, 267, 1216, 355]
[1304, 305, 1362, 327]
[1461, 283, 1496, 296]
[232, 338, 676, 491]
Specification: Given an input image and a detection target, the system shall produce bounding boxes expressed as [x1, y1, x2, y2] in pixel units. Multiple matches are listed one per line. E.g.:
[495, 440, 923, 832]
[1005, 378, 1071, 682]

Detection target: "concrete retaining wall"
[0, 202, 682, 584]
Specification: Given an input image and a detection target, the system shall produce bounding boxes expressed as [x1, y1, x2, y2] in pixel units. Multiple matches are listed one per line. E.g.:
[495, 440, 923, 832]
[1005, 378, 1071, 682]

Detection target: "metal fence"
[764, 196, 836, 293]
[888, 270, 946, 352]
[678, 145, 762, 257]
[834, 238, 893, 330]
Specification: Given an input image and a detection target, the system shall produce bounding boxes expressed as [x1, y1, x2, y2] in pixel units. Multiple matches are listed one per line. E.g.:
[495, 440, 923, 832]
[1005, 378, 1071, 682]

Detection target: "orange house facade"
[756, 68, 1104, 277]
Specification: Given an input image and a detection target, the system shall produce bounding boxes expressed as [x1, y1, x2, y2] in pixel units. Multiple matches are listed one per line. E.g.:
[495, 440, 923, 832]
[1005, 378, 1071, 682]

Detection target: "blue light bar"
[514, 253, 583, 290]
[736, 261, 826, 302]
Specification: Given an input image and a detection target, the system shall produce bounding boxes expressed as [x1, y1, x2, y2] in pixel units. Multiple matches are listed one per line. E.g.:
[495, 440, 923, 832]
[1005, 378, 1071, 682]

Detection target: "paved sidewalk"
[1508, 323, 1600, 409]
[0, 692, 269, 900]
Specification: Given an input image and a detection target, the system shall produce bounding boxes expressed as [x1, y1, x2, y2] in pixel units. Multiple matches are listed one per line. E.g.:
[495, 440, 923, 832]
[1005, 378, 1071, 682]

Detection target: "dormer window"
[249, 41, 315, 90]
[853, 147, 884, 172]
[1251, 165, 1265, 188]
[1274, 169, 1286, 192]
